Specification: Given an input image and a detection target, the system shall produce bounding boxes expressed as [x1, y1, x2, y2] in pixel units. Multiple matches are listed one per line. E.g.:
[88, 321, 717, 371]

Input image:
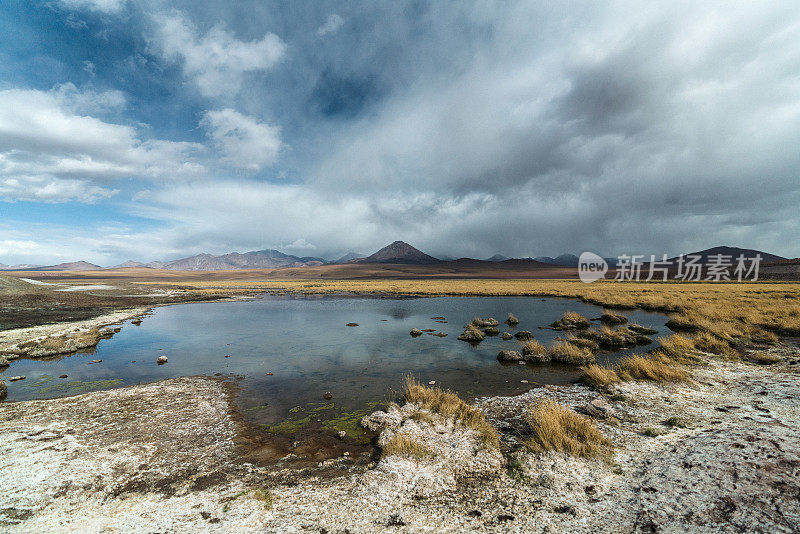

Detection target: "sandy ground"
[1, 342, 799, 532]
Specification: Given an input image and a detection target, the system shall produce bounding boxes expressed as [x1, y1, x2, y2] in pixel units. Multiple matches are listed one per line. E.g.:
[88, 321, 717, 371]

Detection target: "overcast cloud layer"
[1, 1, 799, 265]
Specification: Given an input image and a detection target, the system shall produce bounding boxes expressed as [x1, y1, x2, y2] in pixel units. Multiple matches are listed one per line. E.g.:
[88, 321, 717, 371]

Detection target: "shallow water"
[2, 295, 668, 427]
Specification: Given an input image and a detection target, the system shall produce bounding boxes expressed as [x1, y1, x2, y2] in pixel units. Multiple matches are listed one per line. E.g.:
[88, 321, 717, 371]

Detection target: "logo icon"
[578, 252, 608, 283]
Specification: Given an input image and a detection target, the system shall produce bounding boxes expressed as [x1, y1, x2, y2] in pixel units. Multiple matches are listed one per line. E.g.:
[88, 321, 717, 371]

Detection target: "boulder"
[157, 355, 168, 365]
[584, 398, 615, 419]
[410, 328, 423, 337]
[497, 350, 524, 363]
[505, 313, 519, 326]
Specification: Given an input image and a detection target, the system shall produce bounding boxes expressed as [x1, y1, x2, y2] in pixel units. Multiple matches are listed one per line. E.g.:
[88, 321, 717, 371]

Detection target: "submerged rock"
[472, 317, 500, 328]
[497, 350, 524, 363]
[458, 325, 486, 343]
[514, 331, 534, 341]
[600, 312, 628, 325]
[550, 312, 591, 330]
[346, 323, 359, 327]
[628, 324, 659, 335]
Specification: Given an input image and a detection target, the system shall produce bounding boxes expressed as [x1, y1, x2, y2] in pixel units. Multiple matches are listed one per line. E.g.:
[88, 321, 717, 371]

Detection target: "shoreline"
[1, 285, 799, 530]
[1, 344, 798, 531]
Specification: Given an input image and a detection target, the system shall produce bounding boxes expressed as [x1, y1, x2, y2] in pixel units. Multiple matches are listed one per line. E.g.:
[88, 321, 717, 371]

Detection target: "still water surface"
[2, 295, 669, 425]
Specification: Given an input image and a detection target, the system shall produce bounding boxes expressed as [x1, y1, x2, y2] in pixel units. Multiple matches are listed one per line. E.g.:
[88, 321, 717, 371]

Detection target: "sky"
[1, 0, 799, 266]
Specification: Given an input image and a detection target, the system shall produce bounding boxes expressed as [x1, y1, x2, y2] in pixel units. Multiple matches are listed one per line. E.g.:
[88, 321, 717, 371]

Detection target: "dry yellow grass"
[525, 400, 609, 458]
[145, 279, 800, 342]
[402, 376, 499, 448]
[581, 364, 621, 387]
[522, 339, 547, 355]
[548, 341, 595, 364]
[655, 334, 699, 362]
[616, 355, 689, 382]
[382, 434, 434, 459]
[692, 332, 739, 359]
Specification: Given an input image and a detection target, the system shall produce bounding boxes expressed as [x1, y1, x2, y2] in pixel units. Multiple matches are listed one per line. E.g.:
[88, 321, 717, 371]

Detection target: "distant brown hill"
[357, 241, 441, 264]
[26, 261, 104, 271]
[145, 249, 325, 271]
[667, 246, 784, 263]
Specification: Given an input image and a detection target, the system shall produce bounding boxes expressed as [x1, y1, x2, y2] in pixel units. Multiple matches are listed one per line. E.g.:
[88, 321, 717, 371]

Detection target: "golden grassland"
[149, 278, 800, 341]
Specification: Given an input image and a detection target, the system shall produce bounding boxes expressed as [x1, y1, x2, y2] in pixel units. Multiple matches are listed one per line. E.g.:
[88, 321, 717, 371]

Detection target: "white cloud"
[58, 0, 125, 14]
[0, 175, 117, 203]
[317, 14, 344, 37]
[0, 86, 205, 203]
[150, 11, 286, 97]
[283, 238, 316, 251]
[200, 109, 282, 170]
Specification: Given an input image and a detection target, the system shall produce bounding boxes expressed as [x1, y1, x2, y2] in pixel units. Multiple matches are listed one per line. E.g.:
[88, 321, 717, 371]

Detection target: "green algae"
[29, 374, 123, 395]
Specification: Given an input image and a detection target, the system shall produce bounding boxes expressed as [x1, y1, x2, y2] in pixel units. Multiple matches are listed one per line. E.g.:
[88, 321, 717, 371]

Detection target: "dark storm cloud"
[2, 0, 800, 265]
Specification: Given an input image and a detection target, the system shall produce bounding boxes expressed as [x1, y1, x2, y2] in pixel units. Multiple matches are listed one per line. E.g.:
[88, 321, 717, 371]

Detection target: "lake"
[2, 295, 669, 430]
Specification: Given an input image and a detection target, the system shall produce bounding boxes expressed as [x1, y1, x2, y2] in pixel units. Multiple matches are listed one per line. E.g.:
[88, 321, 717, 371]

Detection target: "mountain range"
[0, 243, 789, 271]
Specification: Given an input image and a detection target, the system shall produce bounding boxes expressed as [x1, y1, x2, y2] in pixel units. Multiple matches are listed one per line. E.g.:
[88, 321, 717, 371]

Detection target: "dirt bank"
[1, 343, 799, 532]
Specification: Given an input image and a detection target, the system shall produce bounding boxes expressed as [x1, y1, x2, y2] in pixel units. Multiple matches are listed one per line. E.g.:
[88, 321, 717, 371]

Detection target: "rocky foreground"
[1, 346, 799, 532]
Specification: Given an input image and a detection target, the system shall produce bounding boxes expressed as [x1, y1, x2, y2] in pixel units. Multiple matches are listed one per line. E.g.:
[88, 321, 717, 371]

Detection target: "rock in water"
[514, 331, 534, 341]
[0, 381, 6, 400]
[157, 356, 168, 365]
[410, 328, 423, 337]
[472, 317, 500, 327]
[500, 332, 513, 340]
[497, 350, 524, 362]
[323, 391, 333, 400]
[506, 313, 519, 326]
[9, 376, 25, 382]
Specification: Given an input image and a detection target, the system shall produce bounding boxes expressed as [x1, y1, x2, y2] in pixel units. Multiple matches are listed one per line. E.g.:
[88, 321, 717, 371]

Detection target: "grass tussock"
[616, 354, 689, 382]
[600, 310, 628, 324]
[524, 400, 609, 458]
[382, 434, 434, 459]
[548, 341, 595, 364]
[522, 339, 547, 356]
[580, 364, 620, 387]
[568, 337, 600, 351]
[655, 334, 699, 362]
[402, 376, 499, 448]
[692, 332, 739, 359]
